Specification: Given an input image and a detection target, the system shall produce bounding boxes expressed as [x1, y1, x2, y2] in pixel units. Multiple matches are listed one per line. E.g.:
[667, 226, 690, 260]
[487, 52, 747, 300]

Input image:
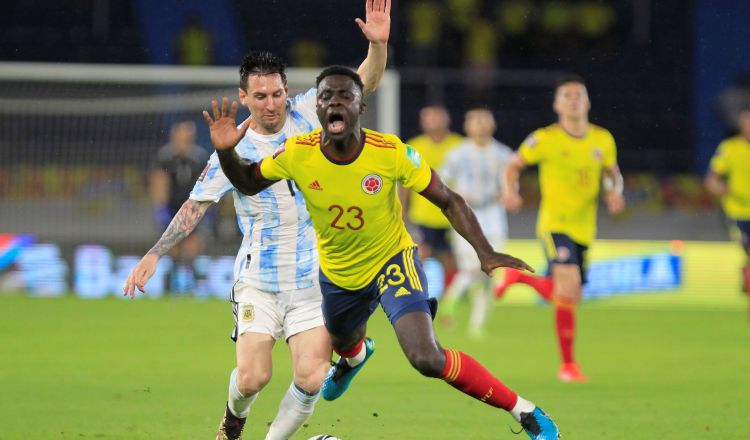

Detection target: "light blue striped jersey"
[440, 138, 513, 240]
[190, 88, 320, 292]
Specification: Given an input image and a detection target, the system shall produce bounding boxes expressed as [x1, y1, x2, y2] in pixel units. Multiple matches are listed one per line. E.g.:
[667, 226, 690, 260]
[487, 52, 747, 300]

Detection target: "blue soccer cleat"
[519, 407, 561, 440]
[321, 337, 375, 401]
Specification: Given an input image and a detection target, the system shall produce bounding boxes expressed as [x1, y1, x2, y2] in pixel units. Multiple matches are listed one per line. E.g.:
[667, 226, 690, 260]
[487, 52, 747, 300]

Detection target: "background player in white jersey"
[122, 1, 391, 438]
[438, 108, 513, 336]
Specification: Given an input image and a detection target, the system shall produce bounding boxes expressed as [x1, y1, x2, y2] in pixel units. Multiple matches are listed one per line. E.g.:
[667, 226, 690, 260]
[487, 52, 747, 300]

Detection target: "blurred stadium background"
[0, 0, 745, 295]
[1, 1, 749, 439]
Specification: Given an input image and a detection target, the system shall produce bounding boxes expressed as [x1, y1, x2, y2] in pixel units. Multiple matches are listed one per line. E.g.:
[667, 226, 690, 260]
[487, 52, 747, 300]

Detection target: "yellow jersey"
[709, 136, 750, 220]
[519, 123, 617, 245]
[405, 133, 463, 228]
[260, 128, 434, 290]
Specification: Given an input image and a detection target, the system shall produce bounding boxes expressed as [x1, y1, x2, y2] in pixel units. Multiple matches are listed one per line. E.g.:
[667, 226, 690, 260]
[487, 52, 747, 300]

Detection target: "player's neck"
[248, 114, 286, 136]
[471, 136, 492, 147]
[559, 118, 589, 138]
[427, 130, 449, 143]
[321, 130, 363, 161]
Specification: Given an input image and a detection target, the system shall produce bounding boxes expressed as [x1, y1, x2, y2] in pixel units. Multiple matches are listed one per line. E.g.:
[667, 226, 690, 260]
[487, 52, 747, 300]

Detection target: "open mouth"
[327, 113, 346, 134]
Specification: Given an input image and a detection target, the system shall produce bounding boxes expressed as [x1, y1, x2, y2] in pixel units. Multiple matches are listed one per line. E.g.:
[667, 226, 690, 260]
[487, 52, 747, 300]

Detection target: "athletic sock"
[517, 272, 554, 301]
[509, 396, 536, 422]
[336, 339, 366, 367]
[265, 382, 320, 440]
[227, 368, 258, 419]
[439, 349, 518, 412]
[555, 305, 576, 364]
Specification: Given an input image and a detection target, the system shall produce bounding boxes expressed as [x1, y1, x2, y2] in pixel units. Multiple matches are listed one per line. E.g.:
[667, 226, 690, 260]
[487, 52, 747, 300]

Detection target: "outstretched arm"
[355, 0, 391, 96]
[122, 198, 211, 297]
[202, 98, 277, 196]
[419, 171, 534, 275]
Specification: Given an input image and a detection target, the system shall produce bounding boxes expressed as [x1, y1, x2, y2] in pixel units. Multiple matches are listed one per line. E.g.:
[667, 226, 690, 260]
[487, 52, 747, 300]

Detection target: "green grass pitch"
[1, 240, 749, 439]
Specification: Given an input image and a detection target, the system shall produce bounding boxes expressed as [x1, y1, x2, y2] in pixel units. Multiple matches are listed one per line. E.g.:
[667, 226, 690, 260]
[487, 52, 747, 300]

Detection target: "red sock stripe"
[440, 349, 461, 382]
[335, 339, 364, 359]
[440, 349, 518, 411]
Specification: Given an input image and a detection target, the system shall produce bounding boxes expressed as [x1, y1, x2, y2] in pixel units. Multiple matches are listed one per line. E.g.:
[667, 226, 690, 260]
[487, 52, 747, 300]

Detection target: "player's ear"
[359, 102, 366, 115]
[238, 87, 247, 106]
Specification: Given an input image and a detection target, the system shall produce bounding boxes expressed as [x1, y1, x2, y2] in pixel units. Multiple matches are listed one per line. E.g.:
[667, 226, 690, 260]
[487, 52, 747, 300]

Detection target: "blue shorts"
[737, 220, 750, 249]
[319, 247, 438, 337]
[416, 225, 451, 253]
[541, 233, 589, 284]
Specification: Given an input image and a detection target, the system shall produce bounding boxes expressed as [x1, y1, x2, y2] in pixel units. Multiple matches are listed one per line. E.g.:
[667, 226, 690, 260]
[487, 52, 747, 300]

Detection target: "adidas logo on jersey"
[394, 287, 411, 297]
[308, 180, 323, 190]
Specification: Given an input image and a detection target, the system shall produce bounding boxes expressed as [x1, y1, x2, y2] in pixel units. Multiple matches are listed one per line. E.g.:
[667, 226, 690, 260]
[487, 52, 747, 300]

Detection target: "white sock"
[510, 396, 536, 422]
[227, 368, 258, 419]
[469, 277, 491, 331]
[445, 270, 475, 301]
[344, 342, 367, 367]
[265, 382, 320, 440]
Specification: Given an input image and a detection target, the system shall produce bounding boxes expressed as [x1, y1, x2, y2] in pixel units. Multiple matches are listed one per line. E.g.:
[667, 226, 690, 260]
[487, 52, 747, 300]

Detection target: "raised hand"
[202, 97, 250, 151]
[480, 251, 535, 277]
[122, 253, 159, 298]
[355, 0, 391, 44]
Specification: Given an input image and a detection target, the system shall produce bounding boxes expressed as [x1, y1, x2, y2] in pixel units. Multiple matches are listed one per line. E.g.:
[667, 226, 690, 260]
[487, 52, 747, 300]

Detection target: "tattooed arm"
[122, 199, 211, 297]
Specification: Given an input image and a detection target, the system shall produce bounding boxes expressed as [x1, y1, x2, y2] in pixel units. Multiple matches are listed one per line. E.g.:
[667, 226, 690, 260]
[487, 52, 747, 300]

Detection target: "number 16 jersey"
[260, 128, 433, 290]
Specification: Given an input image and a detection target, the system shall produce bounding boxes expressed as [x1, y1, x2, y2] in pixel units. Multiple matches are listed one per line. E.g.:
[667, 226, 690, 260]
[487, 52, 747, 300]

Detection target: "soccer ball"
[307, 436, 341, 440]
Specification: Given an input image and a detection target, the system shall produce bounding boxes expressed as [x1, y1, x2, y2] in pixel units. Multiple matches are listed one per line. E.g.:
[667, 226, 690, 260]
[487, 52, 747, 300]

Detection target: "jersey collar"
[320, 130, 366, 165]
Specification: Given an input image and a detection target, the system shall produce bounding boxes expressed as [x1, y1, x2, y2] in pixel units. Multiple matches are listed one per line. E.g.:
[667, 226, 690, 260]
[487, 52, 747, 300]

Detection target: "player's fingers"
[366, 0, 374, 14]
[384, 0, 391, 15]
[221, 97, 229, 117]
[202, 110, 214, 127]
[229, 101, 239, 121]
[211, 100, 220, 121]
[238, 116, 251, 136]
[355, 18, 366, 32]
[373, 0, 382, 13]
[513, 258, 535, 273]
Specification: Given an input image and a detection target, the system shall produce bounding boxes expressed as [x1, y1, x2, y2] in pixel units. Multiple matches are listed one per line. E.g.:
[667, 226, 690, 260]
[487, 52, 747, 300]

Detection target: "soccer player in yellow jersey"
[404, 106, 463, 263]
[706, 108, 750, 316]
[501, 75, 625, 383]
[203, 66, 561, 439]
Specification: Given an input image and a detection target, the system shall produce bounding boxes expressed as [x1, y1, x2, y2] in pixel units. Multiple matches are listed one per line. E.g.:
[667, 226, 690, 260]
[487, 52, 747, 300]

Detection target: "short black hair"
[555, 73, 587, 91]
[315, 65, 364, 93]
[239, 51, 286, 90]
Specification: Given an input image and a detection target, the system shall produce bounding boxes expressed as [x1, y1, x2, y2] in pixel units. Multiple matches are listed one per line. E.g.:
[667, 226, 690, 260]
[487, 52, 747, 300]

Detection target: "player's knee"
[293, 360, 328, 393]
[236, 366, 272, 396]
[406, 348, 445, 378]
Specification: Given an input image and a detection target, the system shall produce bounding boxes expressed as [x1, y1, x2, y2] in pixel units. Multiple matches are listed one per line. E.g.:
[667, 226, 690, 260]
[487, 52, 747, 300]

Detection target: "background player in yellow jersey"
[706, 108, 750, 317]
[501, 75, 625, 383]
[203, 67, 561, 439]
[402, 105, 463, 280]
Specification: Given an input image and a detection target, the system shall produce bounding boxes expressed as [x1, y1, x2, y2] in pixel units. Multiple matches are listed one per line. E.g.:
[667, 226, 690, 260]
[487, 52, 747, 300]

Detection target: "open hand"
[355, 0, 391, 44]
[480, 251, 534, 276]
[202, 97, 250, 151]
[122, 253, 159, 298]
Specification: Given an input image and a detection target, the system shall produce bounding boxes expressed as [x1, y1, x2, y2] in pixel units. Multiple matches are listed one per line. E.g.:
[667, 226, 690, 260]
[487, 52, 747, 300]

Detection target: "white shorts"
[231, 281, 324, 341]
[450, 230, 506, 272]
